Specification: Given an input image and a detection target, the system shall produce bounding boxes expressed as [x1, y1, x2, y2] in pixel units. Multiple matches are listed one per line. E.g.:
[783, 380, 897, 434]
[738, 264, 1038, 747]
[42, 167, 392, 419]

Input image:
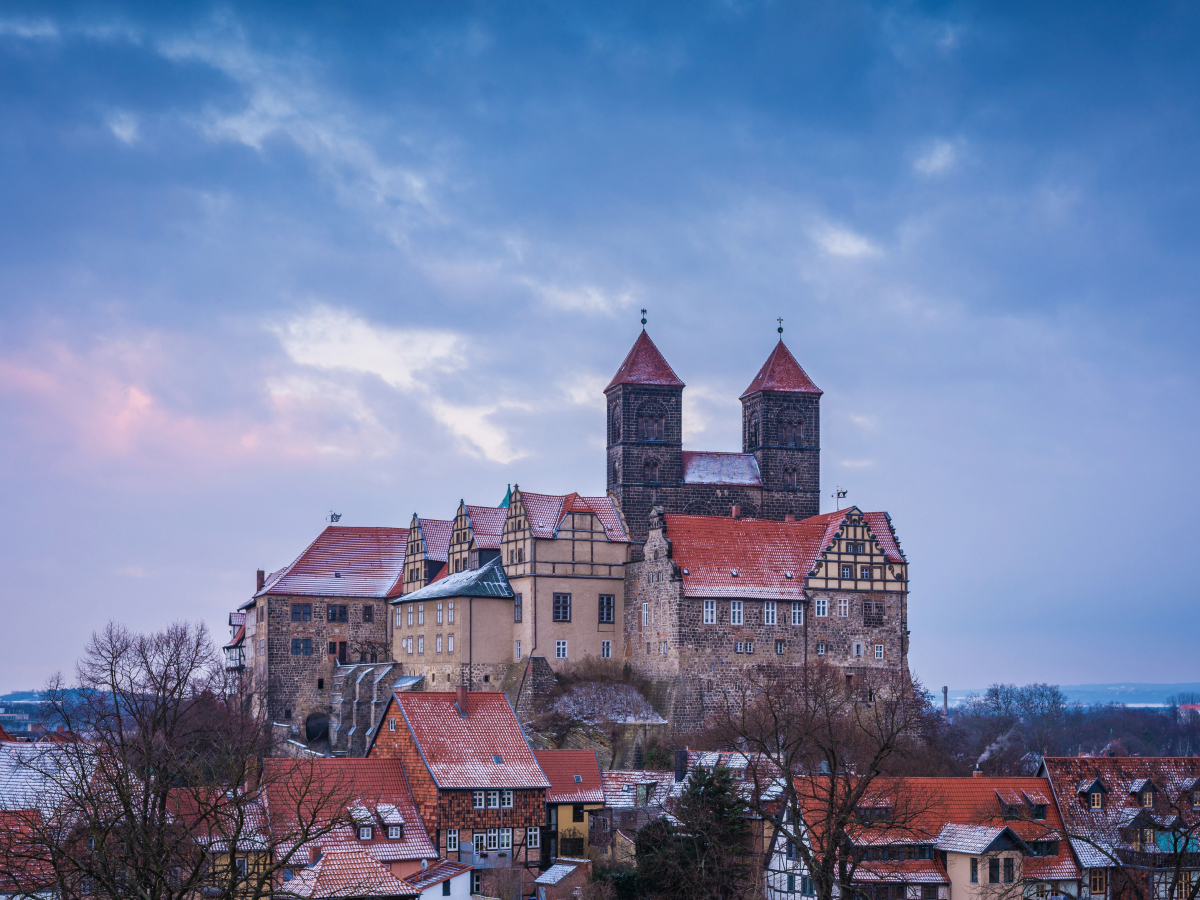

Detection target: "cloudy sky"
[1, 1, 1198, 694]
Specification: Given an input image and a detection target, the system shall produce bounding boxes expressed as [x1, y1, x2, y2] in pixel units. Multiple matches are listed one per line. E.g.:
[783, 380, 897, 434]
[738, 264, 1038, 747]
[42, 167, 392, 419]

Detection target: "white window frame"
[745, 641, 754, 654]
[499, 827, 512, 850]
[473, 790, 485, 809]
[407, 605, 414, 626]
[486, 828, 499, 851]
[736, 641, 744, 654]
[764, 601, 777, 625]
[815, 598, 828, 617]
[473, 832, 485, 854]
[837, 598, 849, 617]
[388, 825, 403, 840]
[448, 634, 454, 653]
[395, 610, 402, 627]
[388, 717, 396, 732]
[526, 826, 541, 849]
[406, 637, 413, 655]
[446, 829, 459, 852]
[792, 602, 804, 625]
[852, 642, 864, 658]
[556, 640, 568, 659]
[487, 790, 500, 809]
[875, 644, 884, 659]
[861, 566, 871, 580]
[731, 601, 743, 625]
[515, 640, 522, 660]
[703, 599, 716, 624]
[642, 603, 649, 627]
[437, 602, 443, 624]
[418, 605, 424, 625]
[436, 634, 443, 654]
[448, 601, 454, 623]
[417, 636, 424, 655]
[816, 642, 826, 656]
[601, 640, 611, 659]
[358, 826, 373, 840]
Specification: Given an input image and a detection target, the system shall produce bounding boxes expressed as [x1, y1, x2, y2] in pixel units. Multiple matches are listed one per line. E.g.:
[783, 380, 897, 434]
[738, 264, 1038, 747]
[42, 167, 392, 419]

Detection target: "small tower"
[605, 329, 685, 546]
[740, 338, 822, 519]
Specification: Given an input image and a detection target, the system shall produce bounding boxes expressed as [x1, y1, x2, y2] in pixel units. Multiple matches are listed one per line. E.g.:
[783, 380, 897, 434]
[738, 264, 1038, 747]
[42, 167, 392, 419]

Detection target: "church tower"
[605, 330, 684, 547]
[740, 339, 822, 520]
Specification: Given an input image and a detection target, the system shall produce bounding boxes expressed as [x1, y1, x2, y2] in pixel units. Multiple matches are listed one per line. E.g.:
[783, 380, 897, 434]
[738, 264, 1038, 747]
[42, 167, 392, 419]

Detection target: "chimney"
[674, 750, 689, 783]
[942, 686, 949, 719]
[784, 514, 795, 523]
[310, 846, 322, 866]
[456, 685, 469, 718]
[731, 505, 741, 520]
[256, 569, 265, 592]
[972, 768, 983, 778]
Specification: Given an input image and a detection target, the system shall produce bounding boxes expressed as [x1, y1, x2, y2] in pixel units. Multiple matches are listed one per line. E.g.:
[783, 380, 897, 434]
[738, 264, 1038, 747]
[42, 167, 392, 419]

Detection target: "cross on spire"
[777, 317, 784, 339]
[641, 308, 647, 329]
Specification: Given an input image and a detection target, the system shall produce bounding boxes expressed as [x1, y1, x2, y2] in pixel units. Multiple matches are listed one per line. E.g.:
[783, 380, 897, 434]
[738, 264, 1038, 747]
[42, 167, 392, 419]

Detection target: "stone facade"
[625, 507, 909, 732]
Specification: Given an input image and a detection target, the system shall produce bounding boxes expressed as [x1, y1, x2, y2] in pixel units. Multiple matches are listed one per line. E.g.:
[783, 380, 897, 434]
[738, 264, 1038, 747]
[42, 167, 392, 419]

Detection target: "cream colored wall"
[390, 595, 513, 686]
[945, 851, 1028, 900]
[806, 514, 908, 592]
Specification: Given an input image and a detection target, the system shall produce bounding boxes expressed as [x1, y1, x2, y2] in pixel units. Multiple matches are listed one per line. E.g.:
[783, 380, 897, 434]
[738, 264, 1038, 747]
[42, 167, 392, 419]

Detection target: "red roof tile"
[740, 340, 821, 398]
[518, 491, 628, 542]
[391, 692, 550, 790]
[259, 527, 410, 599]
[863, 512, 906, 563]
[605, 331, 685, 391]
[416, 519, 453, 563]
[405, 859, 472, 891]
[287, 847, 419, 898]
[466, 505, 507, 550]
[261, 758, 437, 863]
[533, 749, 605, 804]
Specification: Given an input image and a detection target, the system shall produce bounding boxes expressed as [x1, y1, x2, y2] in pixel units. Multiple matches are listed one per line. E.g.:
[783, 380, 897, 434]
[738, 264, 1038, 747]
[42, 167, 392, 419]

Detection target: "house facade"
[532, 750, 605, 864]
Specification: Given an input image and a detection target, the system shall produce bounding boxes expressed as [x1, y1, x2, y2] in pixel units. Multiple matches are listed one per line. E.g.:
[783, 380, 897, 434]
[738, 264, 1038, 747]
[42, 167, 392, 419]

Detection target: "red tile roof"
[287, 847, 419, 898]
[261, 758, 437, 863]
[517, 491, 628, 542]
[405, 859, 472, 891]
[390, 692, 550, 790]
[259, 527, 410, 598]
[465, 505, 507, 550]
[863, 512, 906, 563]
[740, 340, 821, 398]
[681, 451, 763, 486]
[605, 331, 685, 391]
[600, 771, 674, 809]
[533, 749, 605, 804]
[415, 518, 453, 563]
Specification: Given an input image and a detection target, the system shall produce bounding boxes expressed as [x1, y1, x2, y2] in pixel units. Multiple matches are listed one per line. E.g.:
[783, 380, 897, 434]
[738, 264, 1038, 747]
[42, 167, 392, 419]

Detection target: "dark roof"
[605, 331, 684, 391]
[257, 527, 409, 598]
[391, 559, 513, 603]
[681, 451, 762, 486]
[740, 340, 822, 398]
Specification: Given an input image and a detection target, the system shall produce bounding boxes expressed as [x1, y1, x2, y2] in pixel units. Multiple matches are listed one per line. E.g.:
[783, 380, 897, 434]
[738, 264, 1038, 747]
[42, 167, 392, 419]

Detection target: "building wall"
[945, 849, 1029, 900]
[741, 391, 821, 520]
[391, 594, 513, 689]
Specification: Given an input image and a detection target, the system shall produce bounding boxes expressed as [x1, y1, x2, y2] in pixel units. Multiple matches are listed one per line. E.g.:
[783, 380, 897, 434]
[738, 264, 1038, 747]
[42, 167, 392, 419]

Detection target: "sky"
[1, 0, 1198, 694]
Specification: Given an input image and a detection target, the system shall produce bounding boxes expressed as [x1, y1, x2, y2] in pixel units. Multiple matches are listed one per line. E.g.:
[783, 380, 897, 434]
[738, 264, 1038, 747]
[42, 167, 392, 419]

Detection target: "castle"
[225, 329, 909, 741]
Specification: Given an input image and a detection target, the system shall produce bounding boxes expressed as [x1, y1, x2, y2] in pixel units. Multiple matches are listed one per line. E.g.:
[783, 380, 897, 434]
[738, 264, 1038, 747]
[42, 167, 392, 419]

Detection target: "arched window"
[784, 467, 798, 489]
[644, 459, 660, 484]
[639, 414, 664, 441]
[748, 419, 760, 447]
[779, 417, 802, 447]
[610, 407, 622, 443]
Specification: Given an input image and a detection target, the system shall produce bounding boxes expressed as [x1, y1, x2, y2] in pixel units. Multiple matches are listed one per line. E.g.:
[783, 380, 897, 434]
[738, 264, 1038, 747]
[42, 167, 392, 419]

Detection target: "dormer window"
[1089, 791, 1103, 810]
[1033, 804, 1047, 820]
[388, 825, 404, 840]
[1142, 790, 1154, 809]
[358, 826, 373, 841]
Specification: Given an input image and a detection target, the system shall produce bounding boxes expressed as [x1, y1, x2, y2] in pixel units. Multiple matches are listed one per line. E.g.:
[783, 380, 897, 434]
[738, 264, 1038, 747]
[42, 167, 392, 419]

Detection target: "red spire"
[740, 340, 821, 398]
[605, 331, 685, 391]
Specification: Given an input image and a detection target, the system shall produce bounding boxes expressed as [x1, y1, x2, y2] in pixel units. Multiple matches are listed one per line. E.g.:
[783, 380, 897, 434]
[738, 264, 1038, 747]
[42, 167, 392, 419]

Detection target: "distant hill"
[0, 690, 43, 703]
[948, 683, 1200, 708]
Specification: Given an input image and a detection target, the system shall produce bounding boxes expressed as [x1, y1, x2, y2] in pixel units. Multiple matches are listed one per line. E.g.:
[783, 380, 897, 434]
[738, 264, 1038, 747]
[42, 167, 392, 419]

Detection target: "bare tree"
[0, 621, 357, 900]
[709, 662, 941, 900]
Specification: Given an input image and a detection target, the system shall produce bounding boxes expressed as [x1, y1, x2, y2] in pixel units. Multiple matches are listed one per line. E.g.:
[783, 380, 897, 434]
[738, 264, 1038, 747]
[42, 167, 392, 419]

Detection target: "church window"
[639, 414, 664, 441]
[780, 417, 802, 447]
[644, 459, 660, 483]
[731, 601, 743, 625]
[749, 420, 760, 446]
[784, 467, 798, 489]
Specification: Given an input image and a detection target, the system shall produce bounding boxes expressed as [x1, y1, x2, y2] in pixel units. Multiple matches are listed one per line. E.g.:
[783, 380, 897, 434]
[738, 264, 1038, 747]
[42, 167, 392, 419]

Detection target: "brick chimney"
[256, 569, 265, 592]
[972, 768, 983, 778]
[456, 685, 469, 718]
[731, 505, 741, 520]
[784, 514, 795, 523]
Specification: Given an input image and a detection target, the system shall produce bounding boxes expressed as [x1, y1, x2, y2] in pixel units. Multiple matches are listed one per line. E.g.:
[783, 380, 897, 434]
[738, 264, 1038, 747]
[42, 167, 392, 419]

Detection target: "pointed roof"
[740, 340, 821, 398]
[605, 331, 685, 391]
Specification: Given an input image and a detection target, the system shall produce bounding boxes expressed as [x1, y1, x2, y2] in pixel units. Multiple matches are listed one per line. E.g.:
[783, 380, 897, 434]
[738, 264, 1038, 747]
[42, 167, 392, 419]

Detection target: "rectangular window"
[363, 604, 374, 623]
[502, 790, 513, 808]
[472, 872, 482, 895]
[515, 640, 522, 660]
[816, 641, 826, 656]
[436, 635, 443, 654]
[291, 604, 311, 622]
[815, 598, 828, 617]
[448, 634, 454, 653]
[971, 859, 978, 883]
[764, 601, 777, 625]
[328, 604, 348, 623]
[852, 642, 864, 657]
[731, 601, 743, 625]
[291, 638, 302, 655]
[776, 640, 785, 655]
[405, 637, 413, 655]
[1090, 872, 1106, 894]
[417, 605, 424, 625]
[1004, 858, 1014, 883]
[703, 599, 716, 624]
[446, 829, 459, 852]
[328, 641, 337, 655]
[395, 610, 402, 627]
[499, 827, 512, 850]
[514, 592, 522, 623]
[436, 603, 443, 625]
[989, 858, 1000, 884]
[735, 641, 744, 654]
[448, 601, 454, 623]
[487, 790, 500, 809]
[473, 832, 485, 855]
[642, 603, 649, 627]
[526, 827, 540, 849]
[486, 828, 499, 851]
[745, 641, 754, 654]
[388, 717, 396, 732]
[1090, 792, 1103, 809]
[473, 791, 485, 809]
[792, 602, 804, 625]
[358, 826, 373, 840]
[860, 566, 871, 580]
[922, 887, 939, 900]
[601, 640, 611, 659]
[788, 875, 796, 894]
[599, 595, 615, 623]
[407, 605, 414, 626]
[553, 593, 571, 622]
[875, 644, 884, 659]
[556, 640, 568, 659]
[417, 636, 424, 654]
[573, 804, 585, 823]
[803, 876, 815, 896]
[841, 564, 852, 578]
[837, 598, 849, 617]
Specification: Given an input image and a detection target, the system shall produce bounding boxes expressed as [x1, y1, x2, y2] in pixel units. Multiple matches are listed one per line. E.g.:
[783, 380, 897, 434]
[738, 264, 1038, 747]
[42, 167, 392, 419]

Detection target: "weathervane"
[777, 317, 784, 339]
[641, 308, 647, 328]
[327, 511, 342, 523]
[832, 487, 847, 510]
